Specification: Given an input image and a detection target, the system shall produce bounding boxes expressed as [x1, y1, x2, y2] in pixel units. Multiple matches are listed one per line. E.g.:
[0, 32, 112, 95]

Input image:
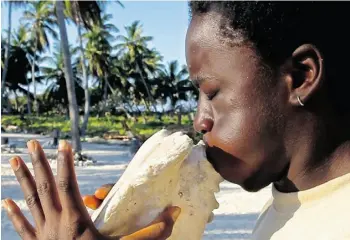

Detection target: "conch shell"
[90, 129, 223, 239]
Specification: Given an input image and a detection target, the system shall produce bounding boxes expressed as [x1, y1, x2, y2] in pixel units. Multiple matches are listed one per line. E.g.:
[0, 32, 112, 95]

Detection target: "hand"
[83, 186, 181, 240]
[2, 140, 107, 239]
[2, 140, 181, 240]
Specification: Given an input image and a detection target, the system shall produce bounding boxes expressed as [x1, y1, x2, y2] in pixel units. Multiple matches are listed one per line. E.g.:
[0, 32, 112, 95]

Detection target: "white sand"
[1, 134, 272, 239]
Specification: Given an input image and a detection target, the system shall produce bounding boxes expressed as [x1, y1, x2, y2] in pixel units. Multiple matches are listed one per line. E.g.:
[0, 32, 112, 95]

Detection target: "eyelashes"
[206, 89, 219, 100]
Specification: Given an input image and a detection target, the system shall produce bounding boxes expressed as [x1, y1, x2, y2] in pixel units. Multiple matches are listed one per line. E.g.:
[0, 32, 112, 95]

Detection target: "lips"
[203, 140, 218, 171]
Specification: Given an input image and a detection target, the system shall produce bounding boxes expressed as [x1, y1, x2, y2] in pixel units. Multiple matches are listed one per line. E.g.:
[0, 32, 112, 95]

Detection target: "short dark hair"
[189, 1, 350, 114]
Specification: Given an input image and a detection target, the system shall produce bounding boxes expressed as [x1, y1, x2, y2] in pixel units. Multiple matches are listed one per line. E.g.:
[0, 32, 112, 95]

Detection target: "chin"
[240, 168, 282, 192]
[240, 180, 269, 192]
[217, 163, 272, 192]
[220, 171, 268, 192]
[205, 145, 284, 193]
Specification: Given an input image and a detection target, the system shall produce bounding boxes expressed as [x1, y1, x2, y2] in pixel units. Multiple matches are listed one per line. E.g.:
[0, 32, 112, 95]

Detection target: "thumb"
[121, 206, 181, 240]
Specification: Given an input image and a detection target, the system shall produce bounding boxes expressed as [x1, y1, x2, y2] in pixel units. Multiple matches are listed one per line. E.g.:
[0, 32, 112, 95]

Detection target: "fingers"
[150, 206, 181, 240]
[2, 199, 37, 240]
[56, 140, 84, 212]
[94, 184, 114, 200]
[9, 156, 45, 228]
[121, 206, 181, 240]
[121, 222, 166, 240]
[150, 206, 181, 226]
[27, 140, 60, 213]
[83, 195, 102, 210]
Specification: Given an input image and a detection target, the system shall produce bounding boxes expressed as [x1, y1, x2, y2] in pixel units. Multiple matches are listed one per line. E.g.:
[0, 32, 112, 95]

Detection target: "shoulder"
[252, 197, 273, 234]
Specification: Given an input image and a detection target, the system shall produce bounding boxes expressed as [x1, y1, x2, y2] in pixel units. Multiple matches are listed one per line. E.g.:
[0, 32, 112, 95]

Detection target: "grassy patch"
[1, 114, 193, 139]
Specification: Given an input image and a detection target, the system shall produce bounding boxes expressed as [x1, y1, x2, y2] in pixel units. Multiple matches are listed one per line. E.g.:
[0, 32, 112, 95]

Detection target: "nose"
[193, 110, 214, 134]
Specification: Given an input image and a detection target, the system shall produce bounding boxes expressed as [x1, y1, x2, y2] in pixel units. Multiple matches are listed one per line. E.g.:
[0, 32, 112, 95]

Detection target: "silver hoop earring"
[297, 96, 304, 106]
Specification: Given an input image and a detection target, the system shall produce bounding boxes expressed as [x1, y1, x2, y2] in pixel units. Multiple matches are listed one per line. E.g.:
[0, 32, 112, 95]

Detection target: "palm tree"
[153, 61, 195, 125]
[1, 1, 28, 110]
[22, 0, 58, 114]
[84, 13, 119, 113]
[1, 42, 35, 113]
[116, 21, 162, 114]
[42, 45, 84, 114]
[10, 25, 36, 113]
[64, 0, 103, 136]
[105, 54, 138, 117]
[1, 25, 44, 114]
[56, 0, 82, 153]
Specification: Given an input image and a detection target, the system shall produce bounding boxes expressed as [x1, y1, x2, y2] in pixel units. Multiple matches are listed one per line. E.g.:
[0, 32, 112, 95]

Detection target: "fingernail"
[2, 199, 13, 213]
[27, 140, 37, 153]
[9, 157, 20, 171]
[2, 199, 8, 210]
[171, 207, 181, 221]
[58, 140, 70, 151]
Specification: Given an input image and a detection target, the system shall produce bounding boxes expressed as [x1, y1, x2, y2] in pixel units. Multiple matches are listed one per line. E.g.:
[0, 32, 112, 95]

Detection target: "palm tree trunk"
[4, 95, 12, 113]
[56, 1, 82, 153]
[136, 62, 157, 113]
[14, 91, 19, 112]
[1, 2, 12, 110]
[136, 103, 147, 124]
[26, 74, 32, 115]
[31, 38, 38, 115]
[124, 101, 134, 119]
[78, 24, 90, 136]
[177, 111, 182, 126]
[103, 74, 109, 113]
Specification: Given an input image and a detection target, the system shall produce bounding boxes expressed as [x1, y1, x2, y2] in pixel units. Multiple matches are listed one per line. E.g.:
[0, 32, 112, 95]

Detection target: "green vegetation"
[1, 114, 195, 139]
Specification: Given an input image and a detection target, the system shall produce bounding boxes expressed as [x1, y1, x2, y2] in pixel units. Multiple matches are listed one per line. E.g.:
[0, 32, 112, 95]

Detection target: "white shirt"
[252, 173, 350, 240]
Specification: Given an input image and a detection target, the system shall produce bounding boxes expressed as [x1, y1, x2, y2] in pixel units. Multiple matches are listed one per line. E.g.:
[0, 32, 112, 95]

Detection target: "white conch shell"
[91, 129, 223, 239]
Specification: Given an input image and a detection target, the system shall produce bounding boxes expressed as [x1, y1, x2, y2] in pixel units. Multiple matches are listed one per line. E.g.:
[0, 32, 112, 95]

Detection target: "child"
[4, 2, 350, 239]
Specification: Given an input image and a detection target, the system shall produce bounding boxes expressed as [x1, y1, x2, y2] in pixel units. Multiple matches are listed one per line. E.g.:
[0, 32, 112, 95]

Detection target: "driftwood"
[103, 132, 131, 141]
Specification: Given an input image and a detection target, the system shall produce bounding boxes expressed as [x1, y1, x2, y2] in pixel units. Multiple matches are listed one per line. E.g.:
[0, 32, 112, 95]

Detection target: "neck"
[275, 111, 350, 193]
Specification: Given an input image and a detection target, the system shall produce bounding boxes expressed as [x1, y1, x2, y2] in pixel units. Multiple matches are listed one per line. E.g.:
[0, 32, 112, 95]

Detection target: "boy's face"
[186, 13, 290, 191]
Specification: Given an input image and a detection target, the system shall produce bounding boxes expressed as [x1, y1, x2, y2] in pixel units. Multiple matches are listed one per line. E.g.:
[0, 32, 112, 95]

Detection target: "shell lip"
[197, 140, 225, 184]
[199, 140, 217, 170]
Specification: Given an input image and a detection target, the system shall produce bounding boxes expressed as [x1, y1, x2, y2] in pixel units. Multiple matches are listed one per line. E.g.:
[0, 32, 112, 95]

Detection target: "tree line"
[1, 1, 198, 153]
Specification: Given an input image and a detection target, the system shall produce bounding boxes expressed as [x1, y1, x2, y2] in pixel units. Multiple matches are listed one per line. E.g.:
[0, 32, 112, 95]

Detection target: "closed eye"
[206, 89, 219, 100]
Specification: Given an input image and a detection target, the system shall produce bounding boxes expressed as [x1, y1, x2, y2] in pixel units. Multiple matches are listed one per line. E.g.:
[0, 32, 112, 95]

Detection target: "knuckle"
[17, 225, 26, 237]
[37, 181, 51, 197]
[25, 193, 39, 209]
[156, 223, 164, 234]
[57, 179, 72, 193]
[65, 217, 87, 237]
[15, 168, 30, 183]
[57, 152, 67, 166]
[47, 229, 59, 240]
[30, 151, 42, 168]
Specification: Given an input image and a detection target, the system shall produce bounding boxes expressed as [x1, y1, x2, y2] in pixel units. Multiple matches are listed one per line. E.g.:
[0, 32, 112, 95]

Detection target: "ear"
[286, 44, 324, 107]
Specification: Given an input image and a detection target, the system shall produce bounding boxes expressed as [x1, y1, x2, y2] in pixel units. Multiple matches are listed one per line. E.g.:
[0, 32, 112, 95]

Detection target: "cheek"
[210, 110, 261, 156]
[208, 100, 278, 163]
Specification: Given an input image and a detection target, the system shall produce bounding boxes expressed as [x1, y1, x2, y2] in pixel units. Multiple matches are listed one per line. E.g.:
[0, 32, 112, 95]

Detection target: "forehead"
[186, 12, 245, 49]
[186, 12, 222, 43]
[185, 13, 257, 80]
[185, 13, 224, 78]
[185, 13, 222, 61]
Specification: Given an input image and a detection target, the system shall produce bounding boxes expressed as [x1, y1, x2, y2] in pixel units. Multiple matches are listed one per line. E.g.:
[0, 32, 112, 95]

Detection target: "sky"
[1, 1, 191, 94]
